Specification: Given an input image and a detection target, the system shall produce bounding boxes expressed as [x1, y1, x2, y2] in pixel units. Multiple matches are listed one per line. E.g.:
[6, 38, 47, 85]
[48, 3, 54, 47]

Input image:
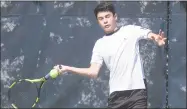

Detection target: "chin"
[105, 28, 114, 34]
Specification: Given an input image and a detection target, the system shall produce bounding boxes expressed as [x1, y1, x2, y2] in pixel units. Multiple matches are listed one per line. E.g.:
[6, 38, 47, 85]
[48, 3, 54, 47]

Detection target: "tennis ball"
[49, 69, 59, 79]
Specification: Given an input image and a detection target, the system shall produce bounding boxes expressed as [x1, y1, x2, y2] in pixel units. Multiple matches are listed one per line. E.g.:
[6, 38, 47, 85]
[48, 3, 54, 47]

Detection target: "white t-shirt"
[90, 25, 152, 94]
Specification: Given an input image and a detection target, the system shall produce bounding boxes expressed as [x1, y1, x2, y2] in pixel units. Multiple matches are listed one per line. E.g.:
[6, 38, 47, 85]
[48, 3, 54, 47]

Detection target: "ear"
[97, 19, 102, 27]
[97, 19, 101, 25]
[114, 13, 118, 21]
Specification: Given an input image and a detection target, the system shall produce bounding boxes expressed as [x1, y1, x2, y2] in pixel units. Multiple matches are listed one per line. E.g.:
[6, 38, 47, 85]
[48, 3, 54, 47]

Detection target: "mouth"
[104, 25, 110, 28]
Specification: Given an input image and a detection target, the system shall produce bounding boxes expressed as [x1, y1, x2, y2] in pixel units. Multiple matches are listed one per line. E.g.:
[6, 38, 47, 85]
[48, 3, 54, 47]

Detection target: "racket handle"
[44, 73, 51, 80]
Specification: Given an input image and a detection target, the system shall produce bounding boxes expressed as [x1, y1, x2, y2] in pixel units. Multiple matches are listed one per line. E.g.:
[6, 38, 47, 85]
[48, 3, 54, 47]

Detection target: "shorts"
[107, 79, 147, 109]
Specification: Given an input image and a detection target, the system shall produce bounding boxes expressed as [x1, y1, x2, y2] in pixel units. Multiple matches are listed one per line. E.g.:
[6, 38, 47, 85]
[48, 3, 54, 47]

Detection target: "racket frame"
[8, 77, 47, 109]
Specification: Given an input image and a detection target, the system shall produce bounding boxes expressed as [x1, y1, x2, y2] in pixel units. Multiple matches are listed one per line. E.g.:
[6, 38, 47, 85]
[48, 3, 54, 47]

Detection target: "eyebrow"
[105, 14, 110, 17]
[98, 14, 111, 19]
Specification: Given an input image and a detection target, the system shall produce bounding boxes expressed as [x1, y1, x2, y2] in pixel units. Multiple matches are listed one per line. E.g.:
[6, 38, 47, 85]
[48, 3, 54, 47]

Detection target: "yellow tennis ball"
[49, 69, 59, 79]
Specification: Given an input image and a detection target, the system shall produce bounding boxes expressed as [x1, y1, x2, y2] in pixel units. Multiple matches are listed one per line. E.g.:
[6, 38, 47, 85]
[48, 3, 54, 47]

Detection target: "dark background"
[1, 1, 186, 108]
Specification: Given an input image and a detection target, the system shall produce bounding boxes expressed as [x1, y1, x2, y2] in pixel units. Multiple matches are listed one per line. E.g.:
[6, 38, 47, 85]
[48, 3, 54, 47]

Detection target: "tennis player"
[54, 2, 166, 108]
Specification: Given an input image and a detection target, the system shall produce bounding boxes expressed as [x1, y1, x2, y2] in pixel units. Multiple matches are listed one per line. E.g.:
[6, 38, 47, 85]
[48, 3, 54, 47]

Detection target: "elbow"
[88, 65, 100, 79]
[88, 72, 98, 79]
[92, 74, 98, 79]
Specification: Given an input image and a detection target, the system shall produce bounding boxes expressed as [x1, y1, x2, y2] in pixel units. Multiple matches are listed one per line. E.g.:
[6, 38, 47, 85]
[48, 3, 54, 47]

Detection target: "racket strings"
[9, 80, 39, 108]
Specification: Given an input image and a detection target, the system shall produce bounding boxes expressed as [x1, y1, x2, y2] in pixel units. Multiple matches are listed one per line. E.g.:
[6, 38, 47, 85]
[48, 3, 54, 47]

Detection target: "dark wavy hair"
[94, 2, 116, 18]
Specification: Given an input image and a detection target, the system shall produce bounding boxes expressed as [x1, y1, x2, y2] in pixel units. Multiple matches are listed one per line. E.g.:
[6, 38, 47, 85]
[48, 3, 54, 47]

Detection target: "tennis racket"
[8, 68, 61, 109]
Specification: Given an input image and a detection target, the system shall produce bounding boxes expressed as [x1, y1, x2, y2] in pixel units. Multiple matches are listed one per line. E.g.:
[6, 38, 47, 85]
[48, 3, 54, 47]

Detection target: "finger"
[59, 65, 62, 69]
[158, 42, 162, 46]
[159, 42, 164, 46]
[158, 35, 162, 40]
[54, 65, 59, 69]
[53, 65, 56, 69]
[53, 65, 57, 68]
[56, 65, 61, 69]
[163, 38, 167, 41]
[160, 37, 167, 42]
[162, 41, 165, 45]
[161, 31, 165, 37]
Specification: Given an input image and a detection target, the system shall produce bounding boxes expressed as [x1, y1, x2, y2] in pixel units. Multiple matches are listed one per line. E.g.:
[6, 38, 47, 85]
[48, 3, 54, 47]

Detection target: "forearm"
[66, 66, 97, 78]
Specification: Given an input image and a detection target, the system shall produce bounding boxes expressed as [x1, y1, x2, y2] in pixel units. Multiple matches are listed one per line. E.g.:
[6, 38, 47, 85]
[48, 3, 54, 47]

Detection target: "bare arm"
[55, 63, 102, 79]
[131, 25, 166, 46]
[55, 38, 103, 79]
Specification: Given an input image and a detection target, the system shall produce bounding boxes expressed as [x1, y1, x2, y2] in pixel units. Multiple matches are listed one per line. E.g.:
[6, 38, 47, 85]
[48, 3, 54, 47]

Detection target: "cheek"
[109, 19, 114, 24]
[98, 21, 104, 27]
[111, 19, 116, 26]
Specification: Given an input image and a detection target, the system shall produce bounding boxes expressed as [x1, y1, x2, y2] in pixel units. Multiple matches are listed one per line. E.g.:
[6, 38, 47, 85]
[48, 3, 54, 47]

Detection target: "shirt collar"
[105, 27, 121, 36]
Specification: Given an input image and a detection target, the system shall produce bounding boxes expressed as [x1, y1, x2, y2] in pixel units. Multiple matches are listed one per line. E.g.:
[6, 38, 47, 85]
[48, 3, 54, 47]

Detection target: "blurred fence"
[1, 1, 186, 108]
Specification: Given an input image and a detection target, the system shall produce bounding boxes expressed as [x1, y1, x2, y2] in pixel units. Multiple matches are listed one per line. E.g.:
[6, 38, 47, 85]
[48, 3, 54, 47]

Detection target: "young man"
[54, 2, 166, 108]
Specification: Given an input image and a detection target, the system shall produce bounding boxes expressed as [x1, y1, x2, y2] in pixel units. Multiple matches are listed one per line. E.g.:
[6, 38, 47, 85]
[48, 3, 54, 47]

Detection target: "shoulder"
[92, 38, 105, 53]
[122, 24, 150, 31]
[118, 25, 138, 34]
[121, 24, 148, 35]
[117, 25, 137, 38]
[93, 38, 105, 49]
[95, 38, 104, 45]
[121, 24, 138, 30]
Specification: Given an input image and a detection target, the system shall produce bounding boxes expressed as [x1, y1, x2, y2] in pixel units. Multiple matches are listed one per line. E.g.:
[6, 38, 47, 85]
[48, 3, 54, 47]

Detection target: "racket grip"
[44, 73, 50, 80]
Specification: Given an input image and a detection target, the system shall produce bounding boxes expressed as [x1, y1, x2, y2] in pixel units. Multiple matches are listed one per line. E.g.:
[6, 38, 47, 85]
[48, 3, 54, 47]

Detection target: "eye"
[106, 14, 110, 18]
[98, 17, 103, 21]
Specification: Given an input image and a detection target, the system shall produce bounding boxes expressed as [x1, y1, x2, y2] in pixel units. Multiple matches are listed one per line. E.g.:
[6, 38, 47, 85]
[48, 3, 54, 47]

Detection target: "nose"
[103, 18, 108, 24]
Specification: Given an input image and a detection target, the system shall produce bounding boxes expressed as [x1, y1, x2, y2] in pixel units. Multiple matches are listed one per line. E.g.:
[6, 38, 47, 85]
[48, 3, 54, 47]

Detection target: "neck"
[105, 26, 120, 36]
[105, 26, 118, 33]
[113, 27, 118, 32]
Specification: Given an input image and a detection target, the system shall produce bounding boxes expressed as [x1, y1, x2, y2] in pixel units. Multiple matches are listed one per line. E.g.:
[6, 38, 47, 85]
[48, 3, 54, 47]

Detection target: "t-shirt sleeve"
[90, 39, 103, 65]
[130, 25, 152, 40]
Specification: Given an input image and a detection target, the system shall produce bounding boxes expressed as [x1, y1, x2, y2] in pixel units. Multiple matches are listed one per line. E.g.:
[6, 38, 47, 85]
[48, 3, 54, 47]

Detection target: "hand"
[157, 29, 167, 46]
[53, 64, 69, 75]
[156, 29, 167, 46]
[150, 30, 167, 46]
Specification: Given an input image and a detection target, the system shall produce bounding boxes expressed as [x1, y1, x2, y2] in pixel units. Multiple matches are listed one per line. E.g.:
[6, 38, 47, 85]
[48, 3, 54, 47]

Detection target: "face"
[97, 11, 117, 34]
